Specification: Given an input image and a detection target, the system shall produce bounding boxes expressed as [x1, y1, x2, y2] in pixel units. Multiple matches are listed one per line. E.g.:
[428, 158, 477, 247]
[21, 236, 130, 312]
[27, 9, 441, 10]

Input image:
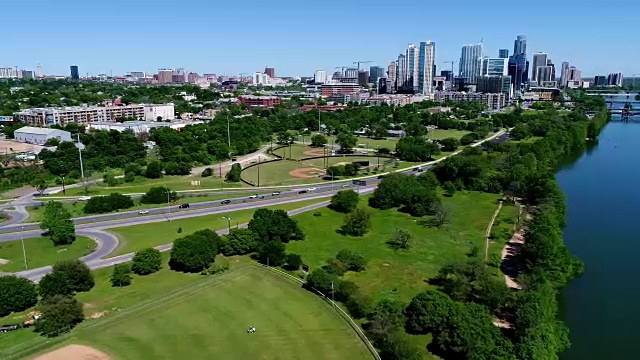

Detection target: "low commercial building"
[87, 120, 204, 135]
[435, 91, 506, 110]
[14, 126, 71, 145]
[238, 96, 281, 108]
[14, 104, 175, 127]
[320, 83, 360, 97]
[144, 104, 175, 121]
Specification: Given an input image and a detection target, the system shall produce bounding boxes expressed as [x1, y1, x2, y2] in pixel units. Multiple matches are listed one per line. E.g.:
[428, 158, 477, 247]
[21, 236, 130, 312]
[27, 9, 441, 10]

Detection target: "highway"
[0, 129, 507, 281]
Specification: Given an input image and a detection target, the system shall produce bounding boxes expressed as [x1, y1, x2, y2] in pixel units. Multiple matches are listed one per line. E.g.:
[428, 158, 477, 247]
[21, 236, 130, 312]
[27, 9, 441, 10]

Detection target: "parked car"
[249, 194, 258, 199]
[78, 196, 91, 201]
[138, 210, 149, 215]
[271, 191, 281, 196]
[221, 199, 231, 204]
[179, 203, 190, 209]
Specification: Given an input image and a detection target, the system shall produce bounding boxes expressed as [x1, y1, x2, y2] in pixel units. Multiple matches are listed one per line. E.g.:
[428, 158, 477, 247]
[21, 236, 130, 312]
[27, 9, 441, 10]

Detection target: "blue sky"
[3, 0, 638, 77]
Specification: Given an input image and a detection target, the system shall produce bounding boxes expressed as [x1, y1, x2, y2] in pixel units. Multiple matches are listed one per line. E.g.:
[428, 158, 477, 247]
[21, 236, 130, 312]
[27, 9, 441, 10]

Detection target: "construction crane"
[353, 61, 373, 72]
[443, 60, 458, 89]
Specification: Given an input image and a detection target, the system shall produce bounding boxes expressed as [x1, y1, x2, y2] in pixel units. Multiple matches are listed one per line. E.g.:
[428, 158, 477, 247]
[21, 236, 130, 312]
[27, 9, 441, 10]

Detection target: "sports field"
[427, 129, 471, 140]
[10, 264, 372, 360]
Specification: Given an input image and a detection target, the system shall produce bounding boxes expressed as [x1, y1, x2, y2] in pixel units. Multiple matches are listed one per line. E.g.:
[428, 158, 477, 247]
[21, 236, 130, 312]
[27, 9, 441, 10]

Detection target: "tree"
[0, 276, 38, 317]
[389, 228, 413, 249]
[439, 137, 460, 152]
[226, 163, 242, 182]
[110, 264, 132, 287]
[335, 249, 367, 271]
[163, 162, 192, 175]
[404, 290, 455, 334]
[395, 136, 440, 161]
[124, 172, 136, 183]
[83, 193, 134, 214]
[330, 190, 359, 213]
[124, 163, 144, 177]
[39, 271, 74, 299]
[377, 332, 423, 360]
[222, 228, 259, 256]
[340, 208, 371, 236]
[30, 176, 48, 195]
[169, 233, 218, 273]
[431, 203, 452, 228]
[35, 295, 84, 337]
[201, 168, 213, 177]
[306, 268, 339, 294]
[459, 133, 479, 145]
[284, 253, 303, 270]
[442, 181, 457, 197]
[248, 208, 304, 243]
[131, 248, 162, 275]
[140, 186, 178, 204]
[52, 260, 95, 293]
[310, 134, 327, 147]
[40, 201, 76, 246]
[256, 240, 286, 266]
[145, 160, 163, 179]
[336, 132, 357, 153]
[367, 299, 406, 342]
[103, 172, 120, 187]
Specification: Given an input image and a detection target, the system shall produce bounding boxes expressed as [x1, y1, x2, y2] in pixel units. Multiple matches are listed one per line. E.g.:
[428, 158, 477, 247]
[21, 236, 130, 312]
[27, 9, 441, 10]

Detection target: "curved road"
[0, 130, 507, 281]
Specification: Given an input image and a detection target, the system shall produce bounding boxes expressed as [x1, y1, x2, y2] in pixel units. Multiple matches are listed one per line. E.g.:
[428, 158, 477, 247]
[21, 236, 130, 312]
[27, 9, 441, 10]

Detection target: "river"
[560, 93, 640, 359]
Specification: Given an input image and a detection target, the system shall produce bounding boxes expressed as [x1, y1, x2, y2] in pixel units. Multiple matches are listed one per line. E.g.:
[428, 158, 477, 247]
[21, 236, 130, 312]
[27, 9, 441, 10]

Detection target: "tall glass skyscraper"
[70, 65, 79, 80]
[508, 35, 527, 92]
[418, 41, 436, 94]
[405, 44, 419, 92]
[459, 43, 483, 84]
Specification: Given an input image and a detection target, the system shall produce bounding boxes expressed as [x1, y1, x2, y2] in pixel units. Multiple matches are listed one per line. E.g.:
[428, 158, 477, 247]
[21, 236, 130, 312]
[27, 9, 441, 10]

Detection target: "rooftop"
[14, 126, 64, 135]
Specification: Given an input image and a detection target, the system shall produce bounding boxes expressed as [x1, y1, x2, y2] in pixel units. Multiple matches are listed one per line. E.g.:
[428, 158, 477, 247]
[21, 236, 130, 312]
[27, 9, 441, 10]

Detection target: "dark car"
[221, 199, 231, 204]
[298, 190, 308, 194]
[179, 203, 190, 209]
[416, 168, 425, 173]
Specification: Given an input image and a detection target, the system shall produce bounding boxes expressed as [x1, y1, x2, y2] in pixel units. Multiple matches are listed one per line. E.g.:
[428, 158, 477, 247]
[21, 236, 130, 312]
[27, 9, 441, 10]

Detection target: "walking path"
[484, 201, 503, 262]
[501, 205, 526, 290]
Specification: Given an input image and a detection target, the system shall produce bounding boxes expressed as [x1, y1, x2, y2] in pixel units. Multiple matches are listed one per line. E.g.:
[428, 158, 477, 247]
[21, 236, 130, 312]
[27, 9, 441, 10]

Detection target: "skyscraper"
[264, 66, 275, 78]
[508, 35, 527, 92]
[396, 54, 407, 90]
[387, 61, 397, 92]
[536, 66, 553, 85]
[405, 44, 420, 92]
[70, 65, 79, 80]
[513, 35, 527, 56]
[531, 53, 548, 82]
[499, 49, 509, 59]
[481, 58, 509, 76]
[559, 61, 570, 88]
[459, 43, 483, 84]
[314, 70, 327, 84]
[607, 72, 624, 86]
[369, 66, 385, 84]
[418, 41, 436, 94]
[345, 68, 358, 78]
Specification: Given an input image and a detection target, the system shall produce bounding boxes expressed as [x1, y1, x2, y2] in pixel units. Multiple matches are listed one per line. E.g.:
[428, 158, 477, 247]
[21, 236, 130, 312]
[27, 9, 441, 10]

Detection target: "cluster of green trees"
[140, 186, 178, 204]
[327, 162, 360, 178]
[40, 202, 76, 245]
[83, 193, 134, 214]
[369, 172, 441, 217]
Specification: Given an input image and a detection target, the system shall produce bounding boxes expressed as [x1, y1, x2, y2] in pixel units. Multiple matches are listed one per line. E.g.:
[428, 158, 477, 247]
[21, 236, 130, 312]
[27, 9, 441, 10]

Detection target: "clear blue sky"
[4, 0, 638, 77]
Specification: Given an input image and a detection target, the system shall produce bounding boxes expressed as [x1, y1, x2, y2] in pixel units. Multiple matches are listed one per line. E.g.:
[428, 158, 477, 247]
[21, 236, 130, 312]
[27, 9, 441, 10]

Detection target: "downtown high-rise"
[418, 41, 435, 94]
[459, 43, 483, 84]
[508, 35, 528, 92]
[531, 52, 548, 83]
[405, 44, 420, 92]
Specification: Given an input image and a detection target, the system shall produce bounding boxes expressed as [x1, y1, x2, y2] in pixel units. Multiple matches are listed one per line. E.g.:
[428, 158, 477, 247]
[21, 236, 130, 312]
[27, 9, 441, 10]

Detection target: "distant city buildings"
[459, 43, 483, 84]
[264, 66, 275, 78]
[594, 75, 607, 86]
[419, 41, 435, 94]
[314, 70, 327, 84]
[607, 72, 624, 87]
[481, 57, 508, 76]
[530, 52, 548, 83]
[498, 49, 509, 59]
[14, 104, 175, 127]
[435, 91, 505, 110]
[477, 76, 512, 100]
[157, 69, 173, 84]
[508, 35, 528, 92]
[239, 95, 281, 108]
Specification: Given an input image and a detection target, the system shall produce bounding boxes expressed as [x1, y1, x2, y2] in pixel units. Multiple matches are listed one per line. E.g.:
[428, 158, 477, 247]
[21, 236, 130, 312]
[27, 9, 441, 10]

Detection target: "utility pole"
[20, 226, 27, 269]
[76, 134, 85, 181]
[257, 156, 261, 187]
[166, 185, 171, 221]
[221, 216, 231, 233]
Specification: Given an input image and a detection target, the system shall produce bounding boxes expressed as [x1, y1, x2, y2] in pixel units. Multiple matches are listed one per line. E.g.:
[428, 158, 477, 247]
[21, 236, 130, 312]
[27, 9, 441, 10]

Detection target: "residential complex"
[238, 96, 281, 108]
[14, 104, 175, 127]
[435, 91, 506, 110]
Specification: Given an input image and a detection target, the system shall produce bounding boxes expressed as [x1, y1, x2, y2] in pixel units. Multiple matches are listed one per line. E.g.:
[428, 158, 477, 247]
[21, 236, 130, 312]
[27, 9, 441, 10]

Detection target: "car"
[221, 199, 231, 204]
[249, 194, 258, 199]
[78, 196, 91, 201]
[298, 190, 308, 194]
[138, 210, 149, 215]
[271, 191, 281, 196]
[179, 203, 190, 209]
[416, 168, 425, 173]
[307, 187, 317, 192]
[342, 184, 351, 188]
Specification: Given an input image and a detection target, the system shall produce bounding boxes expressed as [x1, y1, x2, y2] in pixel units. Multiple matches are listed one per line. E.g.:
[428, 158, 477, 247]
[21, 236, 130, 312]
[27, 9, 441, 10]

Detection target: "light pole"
[76, 134, 85, 184]
[61, 175, 66, 195]
[221, 216, 231, 233]
[20, 226, 27, 269]
[257, 156, 261, 187]
[166, 185, 171, 221]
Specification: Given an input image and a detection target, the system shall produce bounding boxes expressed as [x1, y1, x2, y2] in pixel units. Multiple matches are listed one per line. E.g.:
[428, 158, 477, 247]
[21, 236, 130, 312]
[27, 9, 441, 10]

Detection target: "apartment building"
[435, 91, 505, 110]
[15, 104, 175, 127]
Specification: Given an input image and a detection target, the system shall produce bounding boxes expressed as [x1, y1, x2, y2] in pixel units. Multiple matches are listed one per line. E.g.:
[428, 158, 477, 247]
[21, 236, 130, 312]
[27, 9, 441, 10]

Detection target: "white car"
[307, 187, 317, 192]
[249, 194, 258, 199]
[342, 184, 351, 188]
[138, 210, 149, 215]
[78, 196, 91, 201]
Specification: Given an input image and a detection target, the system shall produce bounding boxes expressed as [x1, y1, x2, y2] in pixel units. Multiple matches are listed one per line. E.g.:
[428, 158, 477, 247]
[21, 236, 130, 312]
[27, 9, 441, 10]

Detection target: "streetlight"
[166, 185, 171, 221]
[220, 216, 231, 233]
[20, 226, 27, 269]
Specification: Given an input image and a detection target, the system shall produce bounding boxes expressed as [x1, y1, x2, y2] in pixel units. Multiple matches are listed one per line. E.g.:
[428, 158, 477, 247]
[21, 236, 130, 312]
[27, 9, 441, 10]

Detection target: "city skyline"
[1, 0, 636, 77]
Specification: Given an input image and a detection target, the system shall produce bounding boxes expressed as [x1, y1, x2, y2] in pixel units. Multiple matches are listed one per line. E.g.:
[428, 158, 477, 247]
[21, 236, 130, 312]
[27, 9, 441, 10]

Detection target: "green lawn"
[27, 192, 272, 223]
[0, 236, 96, 273]
[108, 198, 328, 257]
[286, 192, 502, 302]
[427, 129, 471, 140]
[2, 261, 372, 360]
[487, 203, 520, 260]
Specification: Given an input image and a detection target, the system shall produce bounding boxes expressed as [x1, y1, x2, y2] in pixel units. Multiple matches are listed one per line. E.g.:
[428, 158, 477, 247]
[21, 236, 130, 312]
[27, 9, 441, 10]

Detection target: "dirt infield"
[0, 139, 45, 154]
[34, 345, 111, 360]
[289, 167, 325, 179]
[302, 149, 328, 157]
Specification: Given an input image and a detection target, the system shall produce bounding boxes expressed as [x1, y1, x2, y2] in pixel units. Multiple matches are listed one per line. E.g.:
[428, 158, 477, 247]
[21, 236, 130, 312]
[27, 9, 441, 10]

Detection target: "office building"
[369, 66, 385, 84]
[264, 66, 275, 78]
[0, 67, 17, 78]
[441, 70, 453, 82]
[405, 44, 420, 92]
[314, 70, 327, 84]
[514, 35, 527, 55]
[559, 62, 569, 88]
[187, 73, 200, 83]
[481, 58, 508, 76]
[477, 76, 511, 99]
[70, 65, 79, 80]
[239, 96, 281, 108]
[594, 75, 607, 86]
[536, 66, 554, 84]
[459, 43, 483, 84]
[14, 104, 175, 127]
[345, 68, 358, 78]
[377, 78, 388, 94]
[144, 104, 175, 121]
[14, 127, 72, 145]
[158, 69, 173, 84]
[320, 83, 359, 97]
[253, 72, 269, 85]
[358, 70, 369, 85]
[546, 59, 556, 81]
[21, 70, 35, 79]
[508, 35, 527, 91]
[531, 53, 548, 82]
[418, 41, 435, 94]
[387, 61, 397, 92]
[396, 54, 407, 90]
[499, 49, 509, 59]
[607, 72, 624, 86]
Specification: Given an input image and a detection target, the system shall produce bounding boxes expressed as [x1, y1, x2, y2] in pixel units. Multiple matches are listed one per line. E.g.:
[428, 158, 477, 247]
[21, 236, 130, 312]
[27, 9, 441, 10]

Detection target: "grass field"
[427, 129, 471, 140]
[108, 198, 328, 257]
[1, 260, 372, 360]
[286, 192, 507, 302]
[0, 236, 95, 273]
[27, 192, 271, 223]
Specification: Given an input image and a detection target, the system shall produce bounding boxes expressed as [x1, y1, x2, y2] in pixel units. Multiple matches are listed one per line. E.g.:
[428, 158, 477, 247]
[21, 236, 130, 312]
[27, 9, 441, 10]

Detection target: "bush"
[145, 160, 163, 179]
[124, 163, 144, 176]
[140, 186, 178, 204]
[207, 256, 230, 275]
[0, 276, 38, 317]
[222, 228, 259, 256]
[124, 172, 136, 183]
[459, 133, 479, 145]
[330, 190, 359, 213]
[439, 137, 461, 152]
[335, 249, 367, 272]
[131, 248, 162, 275]
[201, 168, 213, 177]
[163, 162, 192, 175]
[340, 208, 371, 236]
[169, 233, 218, 273]
[284, 253, 303, 270]
[310, 134, 327, 147]
[35, 295, 84, 337]
[226, 163, 242, 182]
[306, 268, 338, 295]
[83, 193, 134, 214]
[39, 260, 94, 299]
[110, 264, 132, 287]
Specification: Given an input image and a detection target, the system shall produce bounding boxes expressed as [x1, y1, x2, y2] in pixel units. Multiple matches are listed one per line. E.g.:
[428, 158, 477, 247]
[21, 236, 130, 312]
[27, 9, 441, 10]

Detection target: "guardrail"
[253, 263, 381, 360]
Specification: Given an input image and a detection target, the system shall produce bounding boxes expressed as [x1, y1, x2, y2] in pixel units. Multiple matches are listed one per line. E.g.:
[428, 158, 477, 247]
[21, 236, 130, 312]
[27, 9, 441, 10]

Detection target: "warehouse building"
[13, 126, 72, 145]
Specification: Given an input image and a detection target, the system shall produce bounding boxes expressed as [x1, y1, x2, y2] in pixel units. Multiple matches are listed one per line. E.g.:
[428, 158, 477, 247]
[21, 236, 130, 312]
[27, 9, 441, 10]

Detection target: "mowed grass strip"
[286, 192, 501, 301]
[57, 265, 371, 360]
[0, 236, 96, 273]
[108, 198, 328, 257]
[427, 129, 471, 140]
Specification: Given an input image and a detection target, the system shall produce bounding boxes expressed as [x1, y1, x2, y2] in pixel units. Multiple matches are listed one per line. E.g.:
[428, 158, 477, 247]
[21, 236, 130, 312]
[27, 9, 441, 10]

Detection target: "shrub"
[169, 233, 218, 273]
[330, 190, 359, 213]
[207, 256, 230, 275]
[131, 248, 162, 275]
[145, 160, 163, 179]
[340, 208, 371, 236]
[335, 249, 367, 272]
[222, 228, 259, 256]
[284, 253, 303, 270]
[256, 240, 286, 266]
[140, 187, 178, 204]
[201, 168, 213, 177]
[226, 163, 242, 182]
[83, 193, 134, 214]
[110, 264, 132, 287]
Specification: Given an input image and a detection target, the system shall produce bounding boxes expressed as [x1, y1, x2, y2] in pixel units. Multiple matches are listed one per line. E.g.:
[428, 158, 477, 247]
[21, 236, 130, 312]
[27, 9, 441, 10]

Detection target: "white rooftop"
[14, 126, 62, 135]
